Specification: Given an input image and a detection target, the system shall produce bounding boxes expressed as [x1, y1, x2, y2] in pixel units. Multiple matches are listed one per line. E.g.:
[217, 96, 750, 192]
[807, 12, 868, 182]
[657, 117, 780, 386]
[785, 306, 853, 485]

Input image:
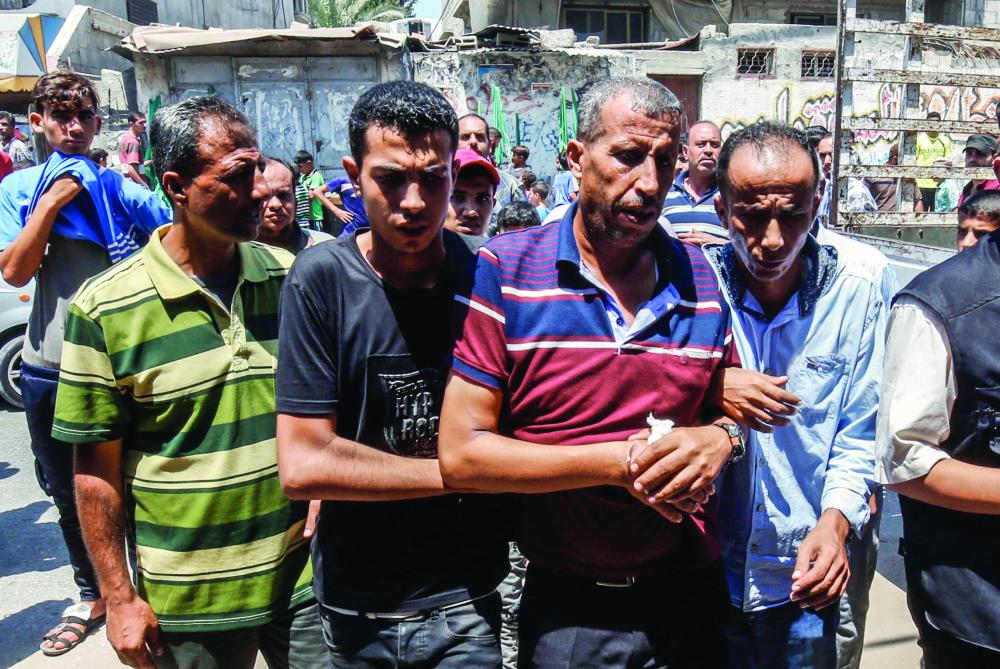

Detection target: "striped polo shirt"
[452, 205, 738, 578]
[661, 170, 728, 238]
[52, 226, 313, 632]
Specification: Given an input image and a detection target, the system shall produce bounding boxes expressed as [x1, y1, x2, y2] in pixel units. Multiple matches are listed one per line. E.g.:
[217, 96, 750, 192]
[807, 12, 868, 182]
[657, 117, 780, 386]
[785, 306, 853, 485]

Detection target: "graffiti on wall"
[716, 80, 1000, 164]
[414, 50, 633, 183]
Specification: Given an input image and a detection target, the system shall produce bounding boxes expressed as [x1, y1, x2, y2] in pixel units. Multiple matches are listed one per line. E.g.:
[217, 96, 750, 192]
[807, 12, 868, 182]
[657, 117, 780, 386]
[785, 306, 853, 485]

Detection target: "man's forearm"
[277, 415, 451, 501]
[438, 428, 627, 494]
[74, 466, 136, 604]
[891, 458, 1000, 515]
[0, 194, 59, 286]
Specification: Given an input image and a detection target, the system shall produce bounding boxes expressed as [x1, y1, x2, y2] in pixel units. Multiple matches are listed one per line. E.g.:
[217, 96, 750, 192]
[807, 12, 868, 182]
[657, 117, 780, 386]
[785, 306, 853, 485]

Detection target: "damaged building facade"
[10, 0, 998, 183]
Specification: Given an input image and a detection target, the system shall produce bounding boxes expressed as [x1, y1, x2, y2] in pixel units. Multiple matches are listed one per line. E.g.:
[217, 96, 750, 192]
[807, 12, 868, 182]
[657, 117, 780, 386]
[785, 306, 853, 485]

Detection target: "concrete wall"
[159, 0, 292, 30]
[132, 47, 402, 176]
[731, 0, 904, 22]
[413, 48, 639, 184]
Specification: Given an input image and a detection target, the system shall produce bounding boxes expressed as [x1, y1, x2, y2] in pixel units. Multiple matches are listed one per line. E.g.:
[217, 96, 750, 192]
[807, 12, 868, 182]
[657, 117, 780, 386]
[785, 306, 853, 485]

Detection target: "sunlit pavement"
[1, 405, 921, 668]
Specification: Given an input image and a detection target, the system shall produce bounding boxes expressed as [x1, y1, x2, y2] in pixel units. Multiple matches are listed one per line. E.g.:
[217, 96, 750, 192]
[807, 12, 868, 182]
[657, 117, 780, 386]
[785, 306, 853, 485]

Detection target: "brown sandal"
[40, 612, 106, 656]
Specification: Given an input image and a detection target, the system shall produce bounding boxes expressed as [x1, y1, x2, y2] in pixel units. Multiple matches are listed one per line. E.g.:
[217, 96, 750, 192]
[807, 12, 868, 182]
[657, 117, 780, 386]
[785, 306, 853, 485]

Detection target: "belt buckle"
[595, 576, 637, 588]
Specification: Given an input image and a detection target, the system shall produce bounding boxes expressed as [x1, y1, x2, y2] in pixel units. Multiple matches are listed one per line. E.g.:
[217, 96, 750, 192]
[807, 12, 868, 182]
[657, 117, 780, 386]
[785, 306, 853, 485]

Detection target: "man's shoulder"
[72, 250, 152, 315]
[484, 219, 558, 259]
[241, 240, 297, 273]
[0, 163, 43, 194]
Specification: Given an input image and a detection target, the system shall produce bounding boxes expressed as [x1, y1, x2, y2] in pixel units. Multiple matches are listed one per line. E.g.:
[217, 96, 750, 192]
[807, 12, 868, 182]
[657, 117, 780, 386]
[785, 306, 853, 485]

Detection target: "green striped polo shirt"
[52, 226, 313, 632]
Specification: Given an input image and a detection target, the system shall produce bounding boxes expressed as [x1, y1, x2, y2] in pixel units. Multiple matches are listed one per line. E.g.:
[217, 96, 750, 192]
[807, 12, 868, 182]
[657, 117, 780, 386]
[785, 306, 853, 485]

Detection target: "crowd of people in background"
[2, 66, 1000, 669]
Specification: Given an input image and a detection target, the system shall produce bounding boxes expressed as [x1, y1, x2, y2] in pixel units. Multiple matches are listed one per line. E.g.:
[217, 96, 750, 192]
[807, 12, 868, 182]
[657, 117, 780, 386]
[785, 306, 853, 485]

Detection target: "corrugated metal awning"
[118, 22, 415, 56]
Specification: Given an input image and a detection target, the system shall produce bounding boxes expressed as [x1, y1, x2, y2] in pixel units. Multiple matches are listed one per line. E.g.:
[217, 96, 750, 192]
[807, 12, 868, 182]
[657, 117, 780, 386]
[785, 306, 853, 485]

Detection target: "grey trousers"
[499, 543, 528, 669]
[154, 601, 328, 669]
[836, 491, 881, 669]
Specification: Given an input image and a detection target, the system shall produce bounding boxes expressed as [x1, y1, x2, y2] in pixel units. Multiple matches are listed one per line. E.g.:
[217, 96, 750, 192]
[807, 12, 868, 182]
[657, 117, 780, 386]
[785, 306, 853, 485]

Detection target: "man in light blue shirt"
[704, 122, 884, 669]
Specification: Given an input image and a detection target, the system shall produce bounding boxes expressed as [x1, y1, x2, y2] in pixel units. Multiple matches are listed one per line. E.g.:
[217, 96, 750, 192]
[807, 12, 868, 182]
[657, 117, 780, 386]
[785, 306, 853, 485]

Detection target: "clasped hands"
[620, 425, 731, 523]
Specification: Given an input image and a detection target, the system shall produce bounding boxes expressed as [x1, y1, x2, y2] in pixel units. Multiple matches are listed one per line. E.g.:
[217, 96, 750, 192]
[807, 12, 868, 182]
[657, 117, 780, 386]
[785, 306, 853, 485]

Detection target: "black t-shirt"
[276, 229, 509, 612]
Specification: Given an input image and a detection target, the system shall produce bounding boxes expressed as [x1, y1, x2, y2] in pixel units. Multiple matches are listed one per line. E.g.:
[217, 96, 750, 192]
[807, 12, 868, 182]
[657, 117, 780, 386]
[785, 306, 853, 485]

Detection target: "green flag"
[559, 86, 578, 152]
[490, 85, 511, 165]
[143, 96, 170, 208]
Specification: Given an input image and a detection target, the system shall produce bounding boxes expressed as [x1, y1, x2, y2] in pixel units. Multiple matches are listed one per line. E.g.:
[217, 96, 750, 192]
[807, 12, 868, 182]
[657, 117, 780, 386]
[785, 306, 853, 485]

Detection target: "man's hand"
[331, 206, 354, 224]
[106, 595, 163, 669]
[790, 509, 851, 610]
[304, 500, 320, 539]
[677, 231, 728, 246]
[41, 174, 83, 210]
[628, 426, 731, 503]
[720, 368, 800, 433]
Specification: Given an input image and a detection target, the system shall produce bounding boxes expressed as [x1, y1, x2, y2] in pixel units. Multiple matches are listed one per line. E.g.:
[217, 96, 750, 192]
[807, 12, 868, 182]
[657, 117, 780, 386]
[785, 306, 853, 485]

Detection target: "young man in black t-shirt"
[275, 81, 509, 668]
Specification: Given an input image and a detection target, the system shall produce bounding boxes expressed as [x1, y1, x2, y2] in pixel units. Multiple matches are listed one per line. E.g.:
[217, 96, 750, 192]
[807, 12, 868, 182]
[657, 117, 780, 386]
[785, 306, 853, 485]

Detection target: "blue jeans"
[727, 602, 839, 669]
[320, 593, 502, 669]
[21, 363, 100, 602]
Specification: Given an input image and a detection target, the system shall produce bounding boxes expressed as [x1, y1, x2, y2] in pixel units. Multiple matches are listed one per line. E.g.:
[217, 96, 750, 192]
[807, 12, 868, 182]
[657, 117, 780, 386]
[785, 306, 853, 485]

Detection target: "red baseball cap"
[455, 148, 500, 187]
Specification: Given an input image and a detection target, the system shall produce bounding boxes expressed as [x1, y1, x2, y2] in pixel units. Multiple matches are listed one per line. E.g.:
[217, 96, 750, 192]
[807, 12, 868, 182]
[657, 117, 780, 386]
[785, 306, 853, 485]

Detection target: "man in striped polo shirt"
[440, 77, 744, 669]
[661, 120, 728, 245]
[52, 96, 323, 668]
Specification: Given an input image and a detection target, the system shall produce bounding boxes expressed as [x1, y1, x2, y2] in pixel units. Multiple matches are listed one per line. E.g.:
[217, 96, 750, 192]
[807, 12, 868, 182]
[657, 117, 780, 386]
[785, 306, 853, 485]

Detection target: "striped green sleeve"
[52, 301, 130, 443]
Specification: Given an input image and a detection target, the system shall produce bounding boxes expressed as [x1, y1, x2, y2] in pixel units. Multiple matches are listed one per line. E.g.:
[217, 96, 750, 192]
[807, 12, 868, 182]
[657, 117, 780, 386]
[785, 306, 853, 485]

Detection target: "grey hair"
[150, 95, 255, 178]
[576, 77, 682, 144]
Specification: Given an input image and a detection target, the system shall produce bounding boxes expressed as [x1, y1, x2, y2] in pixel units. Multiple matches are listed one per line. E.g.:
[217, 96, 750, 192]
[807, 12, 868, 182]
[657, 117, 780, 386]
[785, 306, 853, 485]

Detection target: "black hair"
[521, 169, 537, 188]
[127, 111, 145, 124]
[0, 111, 14, 126]
[557, 151, 569, 170]
[150, 95, 255, 179]
[294, 149, 314, 164]
[512, 144, 529, 158]
[530, 181, 549, 200]
[959, 190, 1000, 224]
[488, 127, 502, 140]
[716, 121, 821, 194]
[805, 125, 830, 149]
[88, 148, 108, 163]
[927, 111, 942, 120]
[350, 81, 458, 166]
[497, 200, 541, 232]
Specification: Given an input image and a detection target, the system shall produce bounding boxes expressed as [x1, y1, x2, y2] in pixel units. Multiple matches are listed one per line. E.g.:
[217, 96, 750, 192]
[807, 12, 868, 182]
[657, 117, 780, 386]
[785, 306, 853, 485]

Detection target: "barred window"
[801, 50, 836, 79]
[736, 48, 775, 77]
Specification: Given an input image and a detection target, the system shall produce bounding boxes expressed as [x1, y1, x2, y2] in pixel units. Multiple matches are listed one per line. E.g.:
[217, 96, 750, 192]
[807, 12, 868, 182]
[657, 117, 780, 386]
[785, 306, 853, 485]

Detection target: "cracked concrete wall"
[413, 48, 639, 183]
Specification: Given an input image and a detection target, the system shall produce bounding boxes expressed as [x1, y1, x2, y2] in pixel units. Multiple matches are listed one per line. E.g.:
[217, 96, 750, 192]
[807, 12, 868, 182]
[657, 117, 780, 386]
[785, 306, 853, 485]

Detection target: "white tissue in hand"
[647, 413, 675, 443]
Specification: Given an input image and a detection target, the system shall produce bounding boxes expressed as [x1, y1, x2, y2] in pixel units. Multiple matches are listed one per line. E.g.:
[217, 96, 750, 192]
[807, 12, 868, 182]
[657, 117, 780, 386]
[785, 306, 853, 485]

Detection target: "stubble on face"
[574, 98, 679, 247]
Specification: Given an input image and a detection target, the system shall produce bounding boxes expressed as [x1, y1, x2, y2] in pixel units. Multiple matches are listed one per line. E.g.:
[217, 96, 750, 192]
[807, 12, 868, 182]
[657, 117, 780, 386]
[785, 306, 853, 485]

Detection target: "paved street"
[0, 405, 920, 668]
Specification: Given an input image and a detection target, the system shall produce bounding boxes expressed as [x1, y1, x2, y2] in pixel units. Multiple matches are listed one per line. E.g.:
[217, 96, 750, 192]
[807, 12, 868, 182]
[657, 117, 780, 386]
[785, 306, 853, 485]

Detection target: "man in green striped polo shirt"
[51, 96, 324, 669]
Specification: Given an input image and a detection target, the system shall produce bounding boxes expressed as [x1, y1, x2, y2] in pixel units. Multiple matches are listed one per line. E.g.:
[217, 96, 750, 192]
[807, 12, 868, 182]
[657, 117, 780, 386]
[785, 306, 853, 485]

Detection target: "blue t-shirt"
[0, 153, 172, 261]
[325, 176, 368, 237]
[551, 171, 577, 206]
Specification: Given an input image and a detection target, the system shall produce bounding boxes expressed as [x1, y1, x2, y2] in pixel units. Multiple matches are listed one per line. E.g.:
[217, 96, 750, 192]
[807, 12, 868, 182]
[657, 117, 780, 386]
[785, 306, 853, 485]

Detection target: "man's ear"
[28, 111, 43, 135]
[566, 138, 585, 181]
[343, 155, 361, 192]
[160, 171, 186, 208]
[94, 115, 102, 136]
[713, 192, 727, 229]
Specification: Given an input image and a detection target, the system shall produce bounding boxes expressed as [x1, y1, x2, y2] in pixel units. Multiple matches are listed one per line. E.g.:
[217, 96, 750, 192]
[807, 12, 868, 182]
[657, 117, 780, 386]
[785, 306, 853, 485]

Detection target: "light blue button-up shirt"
[705, 240, 884, 612]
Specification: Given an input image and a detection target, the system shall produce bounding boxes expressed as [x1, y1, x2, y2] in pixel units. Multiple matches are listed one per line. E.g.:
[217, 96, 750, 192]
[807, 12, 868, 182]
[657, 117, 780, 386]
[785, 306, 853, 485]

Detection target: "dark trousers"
[905, 559, 1000, 669]
[156, 601, 328, 669]
[518, 561, 729, 669]
[919, 187, 938, 211]
[22, 362, 100, 601]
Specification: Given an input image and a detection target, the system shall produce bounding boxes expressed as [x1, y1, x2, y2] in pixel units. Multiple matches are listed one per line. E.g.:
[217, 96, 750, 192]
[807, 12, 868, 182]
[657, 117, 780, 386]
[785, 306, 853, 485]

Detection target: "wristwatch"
[713, 422, 746, 465]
